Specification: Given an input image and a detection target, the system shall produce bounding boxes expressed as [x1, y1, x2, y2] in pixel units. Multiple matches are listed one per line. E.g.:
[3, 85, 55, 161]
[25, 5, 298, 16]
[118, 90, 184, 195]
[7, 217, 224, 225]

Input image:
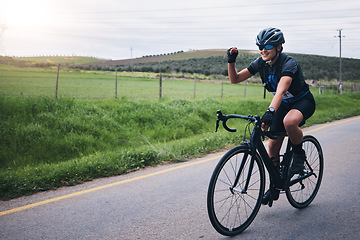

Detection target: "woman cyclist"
[227, 27, 316, 205]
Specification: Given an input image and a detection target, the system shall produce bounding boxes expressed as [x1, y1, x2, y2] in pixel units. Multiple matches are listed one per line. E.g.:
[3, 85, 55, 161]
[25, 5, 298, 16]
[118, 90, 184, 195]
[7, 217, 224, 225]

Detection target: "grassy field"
[0, 64, 347, 100]
[16, 56, 105, 65]
[0, 64, 266, 100]
[1, 65, 360, 200]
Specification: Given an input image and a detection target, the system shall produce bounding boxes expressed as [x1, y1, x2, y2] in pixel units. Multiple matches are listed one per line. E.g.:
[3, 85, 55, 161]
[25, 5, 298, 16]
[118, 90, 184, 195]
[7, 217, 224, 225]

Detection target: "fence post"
[115, 69, 118, 98]
[244, 80, 247, 100]
[221, 76, 224, 100]
[193, 75, 197, 99]
[55, 64, 60, 99]
[159, 73, 162, 98]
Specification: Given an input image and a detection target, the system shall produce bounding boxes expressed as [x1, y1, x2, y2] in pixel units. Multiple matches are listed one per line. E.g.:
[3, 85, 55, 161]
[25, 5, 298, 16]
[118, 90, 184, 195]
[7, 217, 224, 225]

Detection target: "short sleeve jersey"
[247, 53, 309, 103]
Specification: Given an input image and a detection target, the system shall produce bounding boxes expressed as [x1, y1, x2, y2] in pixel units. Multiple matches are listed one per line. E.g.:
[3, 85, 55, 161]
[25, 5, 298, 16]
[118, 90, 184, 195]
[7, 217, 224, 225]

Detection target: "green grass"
[1, 64, 360, 200]
[0, 97, 261, 199]
[1, 64, 343, 101]
[1, 93, 360, 200]
[0, 64, 266, 100]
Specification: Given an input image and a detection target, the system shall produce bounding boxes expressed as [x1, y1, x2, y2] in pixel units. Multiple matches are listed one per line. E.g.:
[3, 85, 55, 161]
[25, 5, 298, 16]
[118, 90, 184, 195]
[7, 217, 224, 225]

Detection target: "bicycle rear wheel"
[286, 135, 324, 208]
[207, 145, 265, 236]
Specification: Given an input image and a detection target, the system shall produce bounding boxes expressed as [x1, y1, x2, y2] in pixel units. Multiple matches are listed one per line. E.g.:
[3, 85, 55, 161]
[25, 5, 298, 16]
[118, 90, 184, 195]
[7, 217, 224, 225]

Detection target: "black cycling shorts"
[270, 92, 316, 132]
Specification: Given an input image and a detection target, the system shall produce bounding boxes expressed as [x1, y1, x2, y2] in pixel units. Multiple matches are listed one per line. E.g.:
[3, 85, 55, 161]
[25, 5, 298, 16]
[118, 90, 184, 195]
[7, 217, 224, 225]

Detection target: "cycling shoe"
[261, 188, 280, 207]
[290, 150, 306, 175]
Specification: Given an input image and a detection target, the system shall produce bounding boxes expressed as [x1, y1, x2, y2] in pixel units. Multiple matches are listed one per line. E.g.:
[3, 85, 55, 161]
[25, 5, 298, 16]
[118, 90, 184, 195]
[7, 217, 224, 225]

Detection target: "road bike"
[207, 110, 324, 236]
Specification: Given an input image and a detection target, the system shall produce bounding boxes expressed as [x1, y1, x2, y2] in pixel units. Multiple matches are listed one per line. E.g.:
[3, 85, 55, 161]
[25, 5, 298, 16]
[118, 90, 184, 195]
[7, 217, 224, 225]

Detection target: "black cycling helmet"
[256, 28, 285, 47]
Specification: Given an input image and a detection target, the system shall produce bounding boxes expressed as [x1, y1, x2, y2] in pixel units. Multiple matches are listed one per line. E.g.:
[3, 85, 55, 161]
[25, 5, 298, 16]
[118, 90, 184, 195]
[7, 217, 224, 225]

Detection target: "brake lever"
[215, 110, 223, 132]
[215, 119, 220, 132]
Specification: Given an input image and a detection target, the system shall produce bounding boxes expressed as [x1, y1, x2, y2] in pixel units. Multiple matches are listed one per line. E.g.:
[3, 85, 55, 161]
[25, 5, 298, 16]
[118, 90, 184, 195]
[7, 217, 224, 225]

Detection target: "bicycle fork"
[229, 146, 252, 194]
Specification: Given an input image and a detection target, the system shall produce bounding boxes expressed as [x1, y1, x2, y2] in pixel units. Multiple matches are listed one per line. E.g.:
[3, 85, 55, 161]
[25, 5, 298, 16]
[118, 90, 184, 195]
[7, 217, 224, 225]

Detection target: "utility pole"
[55, 64, 60, 99]
[159, 73, 162, 98]
[115, 69, 118, 98]
[336, 29, 344, 94]
[130, 47, 133, 74]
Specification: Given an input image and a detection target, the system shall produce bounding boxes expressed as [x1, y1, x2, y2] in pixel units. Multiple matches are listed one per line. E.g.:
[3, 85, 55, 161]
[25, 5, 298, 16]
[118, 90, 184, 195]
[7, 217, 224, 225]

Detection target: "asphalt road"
[1, 116, 360, 240]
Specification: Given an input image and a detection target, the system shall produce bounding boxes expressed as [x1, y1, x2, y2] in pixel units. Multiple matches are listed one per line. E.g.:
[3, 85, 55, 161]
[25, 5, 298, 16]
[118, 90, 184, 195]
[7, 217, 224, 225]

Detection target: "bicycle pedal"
[268, 198, 273, 207]
[261, 197, 269, 205]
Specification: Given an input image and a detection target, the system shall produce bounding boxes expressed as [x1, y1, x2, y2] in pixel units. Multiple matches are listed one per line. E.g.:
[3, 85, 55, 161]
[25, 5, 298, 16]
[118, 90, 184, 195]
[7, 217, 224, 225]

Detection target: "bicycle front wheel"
[207, 145, 265, 236]
[286, 135, 324, 208]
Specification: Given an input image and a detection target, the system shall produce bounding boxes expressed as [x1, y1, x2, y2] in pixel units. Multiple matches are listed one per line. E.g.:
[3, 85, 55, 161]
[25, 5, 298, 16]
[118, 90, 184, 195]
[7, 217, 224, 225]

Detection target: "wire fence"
[1, 65, 359, 100]
[316, 83, 359, 95]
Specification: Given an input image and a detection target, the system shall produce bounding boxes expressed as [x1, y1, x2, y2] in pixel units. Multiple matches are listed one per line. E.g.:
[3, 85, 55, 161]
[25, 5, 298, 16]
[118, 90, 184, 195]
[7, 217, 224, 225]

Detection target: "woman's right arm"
[228, 63, 252, 83]
[227, 47, 252, 83]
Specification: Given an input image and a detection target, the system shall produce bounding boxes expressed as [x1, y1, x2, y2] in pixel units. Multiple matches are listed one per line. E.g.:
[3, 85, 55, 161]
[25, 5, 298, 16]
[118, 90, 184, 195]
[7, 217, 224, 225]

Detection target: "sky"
[0, 0, 359, 60]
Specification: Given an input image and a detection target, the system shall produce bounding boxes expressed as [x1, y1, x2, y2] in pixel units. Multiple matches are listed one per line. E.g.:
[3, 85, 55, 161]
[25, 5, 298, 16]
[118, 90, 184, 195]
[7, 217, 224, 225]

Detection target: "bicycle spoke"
[217, 176, 232, 187]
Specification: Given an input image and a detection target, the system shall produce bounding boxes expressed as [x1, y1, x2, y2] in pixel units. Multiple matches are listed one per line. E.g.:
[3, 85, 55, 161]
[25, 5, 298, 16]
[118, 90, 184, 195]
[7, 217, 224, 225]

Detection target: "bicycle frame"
[238, 121, 317, 194]
[250, 122, 284, 189]
[216, 110, 315, 194]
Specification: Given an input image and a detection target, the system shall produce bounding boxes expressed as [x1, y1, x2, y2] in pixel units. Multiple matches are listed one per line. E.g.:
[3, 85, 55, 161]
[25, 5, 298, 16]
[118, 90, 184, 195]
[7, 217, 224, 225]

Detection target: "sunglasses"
[258, 45, 274, 51]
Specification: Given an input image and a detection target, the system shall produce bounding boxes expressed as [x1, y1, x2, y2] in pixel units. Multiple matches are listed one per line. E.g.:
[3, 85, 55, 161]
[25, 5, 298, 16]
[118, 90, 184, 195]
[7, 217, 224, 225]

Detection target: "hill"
[2, 49, 360, 81]
[17, 56, 107, 65]
[83, 49, 259, 66]
[0, 56, 105, 68]
[79, 49, 360, 82]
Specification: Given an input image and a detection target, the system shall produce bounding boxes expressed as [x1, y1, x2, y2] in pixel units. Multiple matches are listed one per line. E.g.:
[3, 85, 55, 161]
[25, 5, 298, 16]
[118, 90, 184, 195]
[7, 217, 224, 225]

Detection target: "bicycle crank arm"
[289, 171, 316, 187]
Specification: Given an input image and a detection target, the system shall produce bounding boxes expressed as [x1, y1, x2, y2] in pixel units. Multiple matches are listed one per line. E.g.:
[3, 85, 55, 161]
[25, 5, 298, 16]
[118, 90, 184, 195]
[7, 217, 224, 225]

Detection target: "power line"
[63, 0, 340, 14]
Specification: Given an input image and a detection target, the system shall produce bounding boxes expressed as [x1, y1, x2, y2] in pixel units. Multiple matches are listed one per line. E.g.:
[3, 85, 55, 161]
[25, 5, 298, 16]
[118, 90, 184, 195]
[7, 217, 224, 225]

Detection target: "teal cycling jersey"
[247, 53, 310, 103]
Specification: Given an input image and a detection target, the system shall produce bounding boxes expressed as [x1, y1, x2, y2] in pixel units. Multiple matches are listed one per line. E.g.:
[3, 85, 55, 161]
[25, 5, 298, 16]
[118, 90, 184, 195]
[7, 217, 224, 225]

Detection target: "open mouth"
[261, 52, 270, 58]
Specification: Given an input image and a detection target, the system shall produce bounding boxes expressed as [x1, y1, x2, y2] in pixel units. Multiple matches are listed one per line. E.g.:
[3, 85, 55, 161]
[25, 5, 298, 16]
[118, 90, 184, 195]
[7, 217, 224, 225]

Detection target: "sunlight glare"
[2, 0, 53, 29]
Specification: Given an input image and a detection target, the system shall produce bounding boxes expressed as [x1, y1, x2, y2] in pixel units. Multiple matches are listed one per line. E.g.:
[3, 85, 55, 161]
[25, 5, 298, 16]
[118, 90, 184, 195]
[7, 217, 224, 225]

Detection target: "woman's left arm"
[269, 76, 292, 111]
[261, 76, 293, 131]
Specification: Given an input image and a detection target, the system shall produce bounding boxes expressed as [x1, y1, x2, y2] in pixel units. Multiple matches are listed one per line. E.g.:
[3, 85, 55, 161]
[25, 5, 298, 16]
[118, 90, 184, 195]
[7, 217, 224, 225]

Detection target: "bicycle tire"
[286, 135, 324, 208]
[207, 145, 265, 236]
